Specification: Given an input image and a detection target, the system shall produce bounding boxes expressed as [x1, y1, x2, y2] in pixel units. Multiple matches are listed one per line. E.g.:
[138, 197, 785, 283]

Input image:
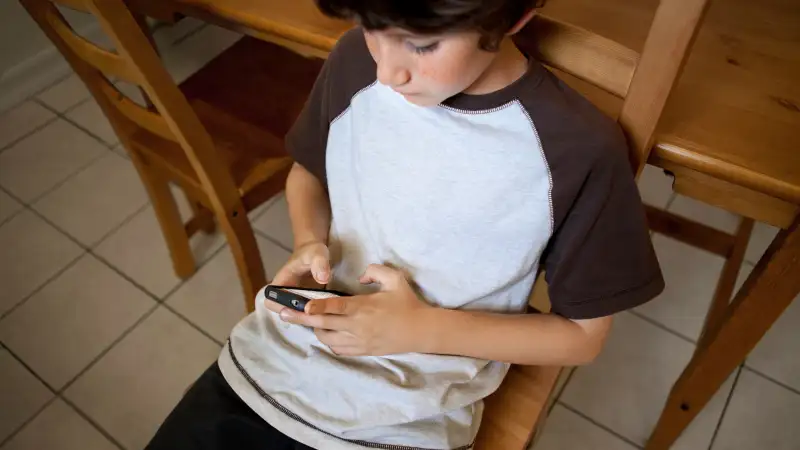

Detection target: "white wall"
[0, 3, 99, 113]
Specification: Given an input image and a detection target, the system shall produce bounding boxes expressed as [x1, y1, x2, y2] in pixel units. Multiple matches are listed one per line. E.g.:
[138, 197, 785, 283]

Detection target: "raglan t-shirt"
[217, 29, 664, 450]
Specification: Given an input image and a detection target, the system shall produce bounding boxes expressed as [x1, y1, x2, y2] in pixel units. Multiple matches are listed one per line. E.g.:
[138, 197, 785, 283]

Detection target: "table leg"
[645, 215, 800, 450]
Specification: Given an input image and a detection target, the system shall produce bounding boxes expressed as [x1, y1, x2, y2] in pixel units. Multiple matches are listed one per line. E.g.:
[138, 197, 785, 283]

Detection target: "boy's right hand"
[271, 241, 331, 288]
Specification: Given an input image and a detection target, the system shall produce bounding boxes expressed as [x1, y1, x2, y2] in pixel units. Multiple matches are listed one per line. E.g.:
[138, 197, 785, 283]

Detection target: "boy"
[147, 0, 664, 449]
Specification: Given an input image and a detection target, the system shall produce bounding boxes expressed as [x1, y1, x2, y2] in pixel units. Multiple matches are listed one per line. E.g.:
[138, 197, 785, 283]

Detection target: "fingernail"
[279, 309, 293, 321]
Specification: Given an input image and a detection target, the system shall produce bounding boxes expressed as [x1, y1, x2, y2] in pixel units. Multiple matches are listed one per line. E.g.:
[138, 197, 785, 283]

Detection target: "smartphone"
[258, 285, 351, 312]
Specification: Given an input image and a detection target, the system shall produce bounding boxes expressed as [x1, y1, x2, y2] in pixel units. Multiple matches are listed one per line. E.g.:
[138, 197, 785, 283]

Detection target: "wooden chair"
[475, 0, 713, 448]
[21, 0, 323, 311]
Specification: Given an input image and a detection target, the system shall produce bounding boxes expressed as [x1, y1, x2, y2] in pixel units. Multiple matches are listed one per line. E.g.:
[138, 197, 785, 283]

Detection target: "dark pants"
[146, 362, 314, 450]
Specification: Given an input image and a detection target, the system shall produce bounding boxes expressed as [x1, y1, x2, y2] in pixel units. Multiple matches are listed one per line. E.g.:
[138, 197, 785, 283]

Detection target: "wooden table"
[134, 0, 800, 447]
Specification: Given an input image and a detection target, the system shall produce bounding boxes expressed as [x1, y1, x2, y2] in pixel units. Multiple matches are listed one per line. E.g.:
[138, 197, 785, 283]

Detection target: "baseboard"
[0, 21, 104, 114]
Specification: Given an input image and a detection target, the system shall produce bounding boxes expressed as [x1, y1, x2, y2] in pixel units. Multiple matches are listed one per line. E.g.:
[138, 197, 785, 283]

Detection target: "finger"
[310, 253, 331, 284]
[359, 264, 404, 290]
[314, 329, 357, 347]
[306, 296, 354, 315]
[279, 309, 349, 330]
[271, 259, 307, 286]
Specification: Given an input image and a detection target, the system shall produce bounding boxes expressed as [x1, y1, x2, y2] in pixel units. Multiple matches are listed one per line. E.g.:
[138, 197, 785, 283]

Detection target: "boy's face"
[364, 28, 498, 107]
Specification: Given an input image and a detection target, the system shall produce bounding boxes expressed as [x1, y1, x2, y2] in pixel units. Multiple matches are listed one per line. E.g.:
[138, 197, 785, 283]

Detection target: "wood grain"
[647, 216, 800, 449]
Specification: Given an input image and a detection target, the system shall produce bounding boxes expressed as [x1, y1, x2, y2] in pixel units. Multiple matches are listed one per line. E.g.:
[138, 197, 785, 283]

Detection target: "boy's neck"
[462, 38, 529, 96]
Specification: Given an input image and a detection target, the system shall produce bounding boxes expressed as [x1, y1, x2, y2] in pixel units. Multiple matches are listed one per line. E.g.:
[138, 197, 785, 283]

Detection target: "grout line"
[171, 22, 210, 46]
[86, 201, 152, 249]
[253, 228, 293, 254]
[1, 344, 59, 393]
[0, 186, 27, 229]
[161, 303, 225, 346]
[0, 396, 59, 448]
[627, 310, 697, 345]
[550, 366, 577, 410]
[58, 96, 94, 115]
[0, 347, 59, 448]
[0, 199, 148, 319]
[0, 114, 60, 156]
[58, 396, 126, 450]
[29, 71, 74, 99]
[743, 365, 800, 396]
[707, 364, 743, 450]
[36, 97, 118, 149]
[0, 249, 86, 322]
[57, 304, 160, 394]
[558, 401, 644, 449]
[23, 150, 110, 207]
[664, 192, 678, 211]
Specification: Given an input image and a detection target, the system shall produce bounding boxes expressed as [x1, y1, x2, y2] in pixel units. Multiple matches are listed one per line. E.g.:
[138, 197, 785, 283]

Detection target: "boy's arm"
[280, 264, 612, 366]
[421, 307, 612, 366]
[286, 162, 331, 248]
[268, 163, 332, 294]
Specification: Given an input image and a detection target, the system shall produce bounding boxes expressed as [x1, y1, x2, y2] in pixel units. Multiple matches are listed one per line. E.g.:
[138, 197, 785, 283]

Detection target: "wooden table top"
[164, 0, 800, 204]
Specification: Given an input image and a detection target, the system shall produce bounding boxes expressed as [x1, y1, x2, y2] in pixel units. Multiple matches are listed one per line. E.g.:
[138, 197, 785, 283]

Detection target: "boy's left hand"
[278, 264, 434, 356]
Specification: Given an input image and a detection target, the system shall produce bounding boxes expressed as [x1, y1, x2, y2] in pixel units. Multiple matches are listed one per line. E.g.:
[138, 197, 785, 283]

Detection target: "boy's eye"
[407, 41, 440, 55]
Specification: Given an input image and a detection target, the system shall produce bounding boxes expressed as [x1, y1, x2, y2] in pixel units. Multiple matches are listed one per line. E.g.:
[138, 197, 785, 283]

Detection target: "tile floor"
[1, 19, 798, 450]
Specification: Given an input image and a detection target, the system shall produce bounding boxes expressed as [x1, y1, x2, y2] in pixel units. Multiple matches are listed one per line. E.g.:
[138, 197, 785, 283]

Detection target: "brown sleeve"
[284, 29, 375, 188]
[542, 135, 664, 319]
[522, 69, 664, 320]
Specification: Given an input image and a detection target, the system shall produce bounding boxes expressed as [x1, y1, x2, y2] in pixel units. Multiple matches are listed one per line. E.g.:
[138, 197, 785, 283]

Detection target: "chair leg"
[646, 216, 800, 450]
[698, 217, 753, 349]
[180, 188, 217, 235]
[129, 153, 196, 279]
[216, 205, 266, 313]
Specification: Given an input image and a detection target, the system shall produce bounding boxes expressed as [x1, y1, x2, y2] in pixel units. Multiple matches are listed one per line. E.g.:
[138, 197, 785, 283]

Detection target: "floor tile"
[161, 25, 243, 83]
[167, 235, 291, 342]
[0, 210, 83, 317]
[36, 75, 91, 113]
[0, 189, 22, 224]
[635, 234, 725, 341]
[667, 195, 740, 233]
[0, 120, 106, 203]
[65, 307, 220, 450]
[95, 203, 226, 299]
[111, 144, 128, 159]
[65, 100, 118, 146]
[637, 164, 674, 209]
[0, 348, 53, 443]
[712, 370, 800, 450]
[533, 404, 638, 450]
[744, 222, 780, 265]
[33, 153, 149, 246]
[745, 289, 800, 392]
[0, 101, 55, 151]
[114, 81, 148, 106]
[1, 398, 117, 450]
[252, 193, 293, 249]
[560, 312, 734, 448]
[151, 17, 207, 48]
[0, 254, 155, 390]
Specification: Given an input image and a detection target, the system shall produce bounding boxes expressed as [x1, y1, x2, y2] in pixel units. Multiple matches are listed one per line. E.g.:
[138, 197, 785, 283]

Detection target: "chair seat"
[475, 364, 562, 450]
[130, 35, 325, 209]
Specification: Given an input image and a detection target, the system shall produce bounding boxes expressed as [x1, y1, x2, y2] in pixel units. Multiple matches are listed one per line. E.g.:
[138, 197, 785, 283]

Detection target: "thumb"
[359, 264, 404, 290]
[310, 254, 331, 284]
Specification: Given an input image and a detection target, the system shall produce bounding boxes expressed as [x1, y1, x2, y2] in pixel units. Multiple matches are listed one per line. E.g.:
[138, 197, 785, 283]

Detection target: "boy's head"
[318, 0, 545, 106]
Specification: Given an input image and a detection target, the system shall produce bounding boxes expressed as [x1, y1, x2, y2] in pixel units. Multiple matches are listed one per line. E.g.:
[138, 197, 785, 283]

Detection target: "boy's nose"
[376, 59, 410, 88]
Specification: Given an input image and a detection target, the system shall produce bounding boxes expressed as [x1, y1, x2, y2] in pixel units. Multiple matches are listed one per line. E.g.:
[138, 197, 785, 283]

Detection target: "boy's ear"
[506, 9, 537, 35]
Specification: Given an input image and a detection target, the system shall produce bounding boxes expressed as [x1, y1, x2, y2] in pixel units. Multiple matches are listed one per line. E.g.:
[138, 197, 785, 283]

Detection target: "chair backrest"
[515, 0, 711, 177]
[21, 0, 244, 212]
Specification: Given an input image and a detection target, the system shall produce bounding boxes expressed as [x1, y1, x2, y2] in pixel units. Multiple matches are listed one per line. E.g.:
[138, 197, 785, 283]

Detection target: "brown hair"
[316, 0, 546, 51]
